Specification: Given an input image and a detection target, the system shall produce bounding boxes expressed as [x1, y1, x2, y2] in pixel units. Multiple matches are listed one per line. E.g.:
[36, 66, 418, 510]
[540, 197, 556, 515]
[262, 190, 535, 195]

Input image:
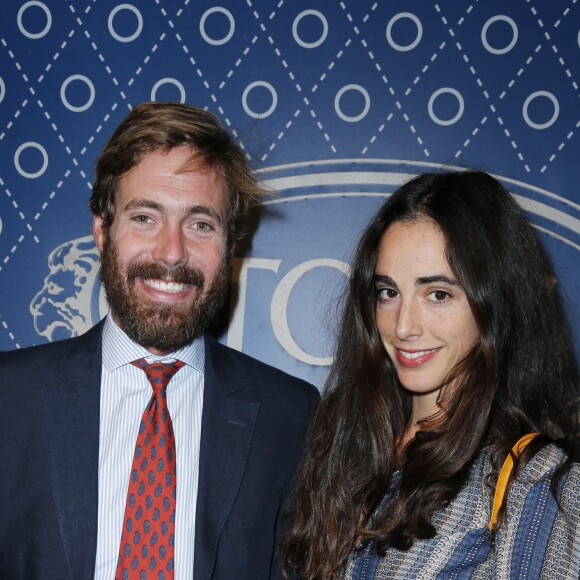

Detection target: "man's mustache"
[126, 262, 205, 288]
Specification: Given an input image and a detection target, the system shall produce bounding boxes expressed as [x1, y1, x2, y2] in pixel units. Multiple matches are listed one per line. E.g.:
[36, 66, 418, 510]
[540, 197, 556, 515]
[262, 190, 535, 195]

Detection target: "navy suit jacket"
[0, 322, 319, 579]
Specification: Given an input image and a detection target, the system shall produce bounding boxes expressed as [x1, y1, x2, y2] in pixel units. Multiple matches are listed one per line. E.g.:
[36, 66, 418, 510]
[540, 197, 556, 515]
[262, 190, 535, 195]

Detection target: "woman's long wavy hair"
[283, 170, 579, 579]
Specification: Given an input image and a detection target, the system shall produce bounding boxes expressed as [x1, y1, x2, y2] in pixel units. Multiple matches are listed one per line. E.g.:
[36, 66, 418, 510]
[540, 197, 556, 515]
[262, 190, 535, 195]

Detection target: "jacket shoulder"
[0, 322, 104, 378]
[205, 335, 320, 404]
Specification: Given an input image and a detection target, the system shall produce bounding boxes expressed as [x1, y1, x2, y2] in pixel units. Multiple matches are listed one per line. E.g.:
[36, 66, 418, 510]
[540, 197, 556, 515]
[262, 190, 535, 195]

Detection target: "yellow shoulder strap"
[488, 432, 540, 532]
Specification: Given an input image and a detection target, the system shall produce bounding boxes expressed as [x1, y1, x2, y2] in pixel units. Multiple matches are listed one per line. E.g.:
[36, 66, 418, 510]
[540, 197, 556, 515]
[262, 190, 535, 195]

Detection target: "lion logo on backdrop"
[29, 235, 105, 341]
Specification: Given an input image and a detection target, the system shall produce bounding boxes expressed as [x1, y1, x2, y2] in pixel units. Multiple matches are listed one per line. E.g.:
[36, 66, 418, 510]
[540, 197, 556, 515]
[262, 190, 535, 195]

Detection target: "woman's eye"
[378, 288, 398, 301]
[428, 290, 450, 303]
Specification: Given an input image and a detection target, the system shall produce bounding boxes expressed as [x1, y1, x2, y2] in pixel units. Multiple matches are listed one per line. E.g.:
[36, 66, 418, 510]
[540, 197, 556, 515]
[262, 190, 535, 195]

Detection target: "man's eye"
[133, 215, 153, 224]
[194, 222, 213, 232]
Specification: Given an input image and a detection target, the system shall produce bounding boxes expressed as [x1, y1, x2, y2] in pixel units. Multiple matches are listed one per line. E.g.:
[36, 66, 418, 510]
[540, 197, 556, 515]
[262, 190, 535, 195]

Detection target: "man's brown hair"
[89, 101, 265, 242]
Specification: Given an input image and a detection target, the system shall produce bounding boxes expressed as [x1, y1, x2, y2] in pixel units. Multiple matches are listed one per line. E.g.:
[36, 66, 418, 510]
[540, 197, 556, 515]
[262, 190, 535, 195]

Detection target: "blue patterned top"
[343, 445, 580, 579]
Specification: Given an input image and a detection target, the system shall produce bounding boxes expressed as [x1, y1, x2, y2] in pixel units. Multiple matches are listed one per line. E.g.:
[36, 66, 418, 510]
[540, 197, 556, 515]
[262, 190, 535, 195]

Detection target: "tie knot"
[131, 358, 185, 392]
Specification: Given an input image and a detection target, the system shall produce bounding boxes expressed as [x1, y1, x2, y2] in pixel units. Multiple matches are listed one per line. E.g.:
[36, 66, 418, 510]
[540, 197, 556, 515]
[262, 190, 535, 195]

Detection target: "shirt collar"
[101, 314, 205, 374]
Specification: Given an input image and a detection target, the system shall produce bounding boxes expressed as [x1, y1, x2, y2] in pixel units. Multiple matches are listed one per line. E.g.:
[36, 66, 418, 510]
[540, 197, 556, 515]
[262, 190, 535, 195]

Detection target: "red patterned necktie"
[116, 358, 185, 580]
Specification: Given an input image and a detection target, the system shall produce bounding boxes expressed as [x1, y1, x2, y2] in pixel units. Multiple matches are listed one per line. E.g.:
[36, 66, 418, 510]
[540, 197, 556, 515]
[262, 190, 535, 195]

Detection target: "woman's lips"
[395, 347, 441, 367]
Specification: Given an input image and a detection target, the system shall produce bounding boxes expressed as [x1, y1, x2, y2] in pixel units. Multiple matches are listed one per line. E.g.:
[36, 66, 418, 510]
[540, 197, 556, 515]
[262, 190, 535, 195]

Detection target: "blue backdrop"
[0, 0, 578, 389]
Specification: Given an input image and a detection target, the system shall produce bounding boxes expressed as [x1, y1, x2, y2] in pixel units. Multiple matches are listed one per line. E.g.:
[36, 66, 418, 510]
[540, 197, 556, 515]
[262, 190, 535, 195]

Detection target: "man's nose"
[151, 223, 187, 268]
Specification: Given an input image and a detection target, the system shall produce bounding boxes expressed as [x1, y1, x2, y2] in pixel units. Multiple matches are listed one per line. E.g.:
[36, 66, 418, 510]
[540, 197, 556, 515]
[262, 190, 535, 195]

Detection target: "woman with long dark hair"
[284, 170, 580, 579]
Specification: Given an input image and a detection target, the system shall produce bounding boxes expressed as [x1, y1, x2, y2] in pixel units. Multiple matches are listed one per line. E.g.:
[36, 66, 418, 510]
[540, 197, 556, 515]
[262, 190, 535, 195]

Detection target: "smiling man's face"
[93, 146, 231, 354]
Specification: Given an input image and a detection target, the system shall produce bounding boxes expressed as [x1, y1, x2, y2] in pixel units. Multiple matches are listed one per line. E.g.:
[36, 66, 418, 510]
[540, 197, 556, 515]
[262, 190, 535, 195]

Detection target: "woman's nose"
[395, 298, 423, 339]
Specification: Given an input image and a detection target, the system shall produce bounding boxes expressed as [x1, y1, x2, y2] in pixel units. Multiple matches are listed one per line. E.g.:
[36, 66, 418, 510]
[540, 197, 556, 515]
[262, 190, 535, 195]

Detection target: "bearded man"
[0, 102, 319, 580]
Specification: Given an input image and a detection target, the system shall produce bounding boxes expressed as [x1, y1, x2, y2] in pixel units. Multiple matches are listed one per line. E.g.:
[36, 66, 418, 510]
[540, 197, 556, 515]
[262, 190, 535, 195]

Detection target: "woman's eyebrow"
[373, 274, 397, 288]
[415, 275, 459, 287]
[373, 273, 459, 287]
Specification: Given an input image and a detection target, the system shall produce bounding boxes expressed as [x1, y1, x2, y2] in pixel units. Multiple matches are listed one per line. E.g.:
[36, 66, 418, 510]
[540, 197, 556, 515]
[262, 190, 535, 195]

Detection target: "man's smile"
[142, 278, 191, 293]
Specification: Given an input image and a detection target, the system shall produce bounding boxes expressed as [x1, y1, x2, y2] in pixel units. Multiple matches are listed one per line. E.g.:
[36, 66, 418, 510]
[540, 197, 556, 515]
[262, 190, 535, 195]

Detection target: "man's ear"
[93, 215, 105, 252]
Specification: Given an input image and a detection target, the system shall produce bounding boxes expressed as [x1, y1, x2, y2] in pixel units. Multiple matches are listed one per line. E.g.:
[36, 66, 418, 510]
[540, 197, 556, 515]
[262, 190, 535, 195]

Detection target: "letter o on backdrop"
[386, 12, 422, 51]
[14, 142, 49, 179]
[60, 75, 96, 112]
[481, 15, 518, 54]
[242, 81, 278, 119]
[108, 4, 143, 43]
[428, 87, 465, 126]
[151, 78, 186, 103]
[271, 259, 350, 366]
[522, 91, 559, 130]
[292, 10, 329, 48]
[335, 84, 371, 123]
[17, 1, 52, 39]
[199, 7, 235, 45]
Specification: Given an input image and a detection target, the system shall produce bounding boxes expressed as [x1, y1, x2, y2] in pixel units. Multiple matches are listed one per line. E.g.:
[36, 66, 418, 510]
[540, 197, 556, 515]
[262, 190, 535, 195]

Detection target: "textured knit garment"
[343, 445, 580, 579]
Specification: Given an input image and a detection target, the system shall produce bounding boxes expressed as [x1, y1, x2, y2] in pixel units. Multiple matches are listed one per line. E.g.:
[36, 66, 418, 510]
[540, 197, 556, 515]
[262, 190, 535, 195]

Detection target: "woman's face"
[374, 218, 479, 418]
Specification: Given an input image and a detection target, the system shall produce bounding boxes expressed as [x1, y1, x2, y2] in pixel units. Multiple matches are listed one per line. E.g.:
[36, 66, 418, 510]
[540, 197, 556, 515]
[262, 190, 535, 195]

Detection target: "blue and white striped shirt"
[94, 315, 205, 580]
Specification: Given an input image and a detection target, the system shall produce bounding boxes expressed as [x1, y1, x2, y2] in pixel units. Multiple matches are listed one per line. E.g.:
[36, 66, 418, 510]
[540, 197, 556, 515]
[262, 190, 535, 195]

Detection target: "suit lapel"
[42, 323, 103, 580]
[194, 336, 259, 580]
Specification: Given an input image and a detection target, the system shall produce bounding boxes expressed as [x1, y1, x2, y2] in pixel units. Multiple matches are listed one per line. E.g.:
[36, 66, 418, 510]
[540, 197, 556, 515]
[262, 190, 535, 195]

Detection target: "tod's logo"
[28, 234, 349, 367]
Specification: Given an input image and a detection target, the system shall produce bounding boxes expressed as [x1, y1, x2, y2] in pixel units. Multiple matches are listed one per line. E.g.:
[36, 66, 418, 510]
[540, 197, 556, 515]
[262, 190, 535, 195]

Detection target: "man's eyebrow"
[123, 199, 162, 211]
[184, 205, 223, 225]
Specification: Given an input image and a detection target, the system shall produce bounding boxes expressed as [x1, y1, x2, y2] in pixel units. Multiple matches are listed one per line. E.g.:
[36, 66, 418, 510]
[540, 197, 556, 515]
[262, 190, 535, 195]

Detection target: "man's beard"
[99, 230, 231, 353]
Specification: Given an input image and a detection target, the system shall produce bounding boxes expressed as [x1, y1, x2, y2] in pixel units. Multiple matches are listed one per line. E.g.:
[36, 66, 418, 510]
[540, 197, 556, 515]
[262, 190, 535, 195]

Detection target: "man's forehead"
[117, 147, 228, 206]
[124, 146, 215, 176]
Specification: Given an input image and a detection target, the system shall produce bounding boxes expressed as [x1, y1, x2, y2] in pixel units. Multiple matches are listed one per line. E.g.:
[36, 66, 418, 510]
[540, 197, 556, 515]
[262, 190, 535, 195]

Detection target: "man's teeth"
[143, 279, 188, 293]
[399, 349, 437, 359]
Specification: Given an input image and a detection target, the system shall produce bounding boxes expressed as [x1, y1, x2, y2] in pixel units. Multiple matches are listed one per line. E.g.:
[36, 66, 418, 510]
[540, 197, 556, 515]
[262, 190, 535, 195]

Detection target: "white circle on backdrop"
[14, 142, 49, 179]
[0, 77, 5, 104]
[522, 91, 559, 130]
[428, 88, 465, 126]
[577, 29, 580, 49]
[242, 81, 277, 119]
[151, 78, 186, 103]
[335, 84, 371, 122]
[481, 15, 518, 55]
[386, 12, 422, 52]
[292, 10, 329, 49]
[60, 75, 95, 112]
[108, 4, 143, 43]
[0, 217, 3, 236]
[199, 7, 235, 46]
[17, 1, 52, 39]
